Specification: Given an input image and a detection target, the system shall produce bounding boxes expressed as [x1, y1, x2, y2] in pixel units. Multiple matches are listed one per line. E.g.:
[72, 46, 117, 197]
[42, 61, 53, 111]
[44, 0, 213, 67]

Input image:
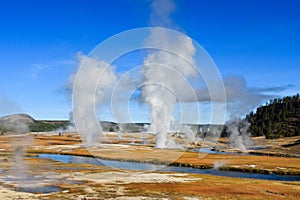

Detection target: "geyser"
[141, 28, 197, 148]
[71, 53, 117, 147]
[225, 118, 253, 151]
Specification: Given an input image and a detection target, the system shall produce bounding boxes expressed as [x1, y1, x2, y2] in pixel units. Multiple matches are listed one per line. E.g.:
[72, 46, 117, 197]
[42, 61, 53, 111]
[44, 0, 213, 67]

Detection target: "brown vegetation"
[0, 133, 299, 199]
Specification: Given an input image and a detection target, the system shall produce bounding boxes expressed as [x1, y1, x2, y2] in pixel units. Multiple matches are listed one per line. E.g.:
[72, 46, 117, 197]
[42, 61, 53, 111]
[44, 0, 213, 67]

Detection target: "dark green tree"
[246, 94, 300, 139]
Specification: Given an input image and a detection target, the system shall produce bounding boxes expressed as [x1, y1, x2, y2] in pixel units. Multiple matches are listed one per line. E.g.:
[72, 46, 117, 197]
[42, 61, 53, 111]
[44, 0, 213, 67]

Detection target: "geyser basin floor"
[27, 133, 300, 176]
[0, 153, 299, 199]
[0, 133, 300, 199]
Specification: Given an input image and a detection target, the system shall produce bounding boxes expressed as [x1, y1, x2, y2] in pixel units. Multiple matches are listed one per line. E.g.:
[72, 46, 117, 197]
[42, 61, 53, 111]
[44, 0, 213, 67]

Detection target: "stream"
[37, 154, 300, 181]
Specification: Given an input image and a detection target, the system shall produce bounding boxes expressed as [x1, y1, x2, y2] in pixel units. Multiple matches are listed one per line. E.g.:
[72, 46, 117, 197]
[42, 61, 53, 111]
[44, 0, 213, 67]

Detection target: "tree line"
[246, 93, 300, 139]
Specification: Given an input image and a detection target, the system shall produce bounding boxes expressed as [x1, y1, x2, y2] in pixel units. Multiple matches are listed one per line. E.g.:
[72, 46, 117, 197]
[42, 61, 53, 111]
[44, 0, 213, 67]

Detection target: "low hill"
[0, 114, 69, 134]
[0, 114, 34, 135]
[0, 113, 34, 124]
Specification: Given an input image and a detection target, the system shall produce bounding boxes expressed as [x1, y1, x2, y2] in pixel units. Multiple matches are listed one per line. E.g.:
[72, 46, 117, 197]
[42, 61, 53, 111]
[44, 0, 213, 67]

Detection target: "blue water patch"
[37, 154, 300, 182]
[38, 153, 101, 165]
[160, 166, 300, 181]
[16, 185, 60, 194]
[189, 148, 229, 154]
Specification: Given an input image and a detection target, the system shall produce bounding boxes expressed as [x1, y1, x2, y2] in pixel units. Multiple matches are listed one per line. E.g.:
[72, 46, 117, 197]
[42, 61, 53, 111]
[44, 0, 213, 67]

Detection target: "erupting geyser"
[71, 26, 226, 154]
[226, 119, 253, 151]
[71, 53, 117, 147]
[71, 0, 226, 158]
[141, 29, 197, 148]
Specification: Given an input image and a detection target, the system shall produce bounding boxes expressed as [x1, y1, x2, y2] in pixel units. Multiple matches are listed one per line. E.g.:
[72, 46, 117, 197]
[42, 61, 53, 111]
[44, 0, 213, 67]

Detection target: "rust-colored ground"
[0, 133, 299, 199]
[20, 133, 300, 175]
[124, 177, 300, 200]
[0, 132, 298, 177]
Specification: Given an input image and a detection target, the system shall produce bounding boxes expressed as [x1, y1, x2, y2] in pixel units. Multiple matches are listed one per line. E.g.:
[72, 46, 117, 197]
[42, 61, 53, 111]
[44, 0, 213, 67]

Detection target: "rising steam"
[68, 0, 289, 151]
[70, 53, 117, 146]
[150, 0, 176, 28]
[141, 0, 198, 148]
[225, 118, 253, 151]
[141, 29, 197, 148]
[213, 160, 226, 170]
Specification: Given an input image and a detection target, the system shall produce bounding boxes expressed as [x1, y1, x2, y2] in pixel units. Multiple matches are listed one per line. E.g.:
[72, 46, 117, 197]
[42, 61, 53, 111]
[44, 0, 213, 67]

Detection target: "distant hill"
[0, 114, 69, 134]
[0, 113, 34, 124]
[246, 94, 300, 139]
[0, 113, 223, 134]
[0, 114, 34, 134]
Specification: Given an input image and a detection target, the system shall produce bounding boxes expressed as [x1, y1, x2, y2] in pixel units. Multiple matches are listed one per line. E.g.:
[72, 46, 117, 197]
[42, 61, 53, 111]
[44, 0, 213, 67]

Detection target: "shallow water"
[189, 148, 229, 154]
[38, 153, 165, 171]
[161, 166, 300, 181]
[37, 154, 300, 181]
[16, 185, 60, 193]
[248, 146, 266, 150]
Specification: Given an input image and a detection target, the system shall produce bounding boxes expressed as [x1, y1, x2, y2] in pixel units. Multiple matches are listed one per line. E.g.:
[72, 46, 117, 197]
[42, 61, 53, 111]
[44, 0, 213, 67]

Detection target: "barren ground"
[0, 132, 299, 199]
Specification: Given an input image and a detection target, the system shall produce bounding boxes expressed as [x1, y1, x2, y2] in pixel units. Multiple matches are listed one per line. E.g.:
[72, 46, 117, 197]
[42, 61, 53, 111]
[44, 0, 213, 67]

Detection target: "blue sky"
[0, 0, 299, 120]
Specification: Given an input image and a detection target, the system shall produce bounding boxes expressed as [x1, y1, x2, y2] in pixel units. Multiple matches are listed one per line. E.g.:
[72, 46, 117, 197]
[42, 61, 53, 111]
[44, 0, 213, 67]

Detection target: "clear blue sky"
[0, 0, 299, 120]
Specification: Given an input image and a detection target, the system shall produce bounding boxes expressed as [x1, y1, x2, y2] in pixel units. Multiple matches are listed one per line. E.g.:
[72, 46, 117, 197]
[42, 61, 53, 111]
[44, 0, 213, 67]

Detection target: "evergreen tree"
[246, 94, 300, 139]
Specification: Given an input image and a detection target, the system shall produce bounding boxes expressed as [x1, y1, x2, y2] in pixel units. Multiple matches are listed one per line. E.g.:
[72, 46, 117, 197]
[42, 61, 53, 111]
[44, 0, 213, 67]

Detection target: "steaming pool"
[37, 154, 300, 182]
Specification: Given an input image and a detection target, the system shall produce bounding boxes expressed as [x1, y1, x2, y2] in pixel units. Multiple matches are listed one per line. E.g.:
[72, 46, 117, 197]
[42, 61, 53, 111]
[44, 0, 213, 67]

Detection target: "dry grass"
[124, 179, 300, 200]
[0, 133, 300, 199]
[1, 133, 300, 175]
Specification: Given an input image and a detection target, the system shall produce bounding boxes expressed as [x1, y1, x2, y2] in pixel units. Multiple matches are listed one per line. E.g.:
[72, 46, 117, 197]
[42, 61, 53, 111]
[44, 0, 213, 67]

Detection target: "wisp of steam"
[226, 119, 253, 151]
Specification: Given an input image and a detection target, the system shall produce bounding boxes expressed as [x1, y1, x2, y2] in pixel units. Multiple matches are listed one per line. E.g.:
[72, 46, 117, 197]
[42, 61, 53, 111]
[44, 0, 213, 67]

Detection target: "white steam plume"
[10, 136, 33, 184]
[226, 118, 253, 151]
[0, 114, 31, 135]
[0, 121, 29, 134]
[70, 53, 117, 146]
[142, 30, 197, 148]
[142, 0, 198, 148]
[213, 160, 226, 170]
[150, 0, 176, 28]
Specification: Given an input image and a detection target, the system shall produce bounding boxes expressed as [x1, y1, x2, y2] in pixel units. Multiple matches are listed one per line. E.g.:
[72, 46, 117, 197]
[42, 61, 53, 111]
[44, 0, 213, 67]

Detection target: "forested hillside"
[246, 94, 300, 138]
